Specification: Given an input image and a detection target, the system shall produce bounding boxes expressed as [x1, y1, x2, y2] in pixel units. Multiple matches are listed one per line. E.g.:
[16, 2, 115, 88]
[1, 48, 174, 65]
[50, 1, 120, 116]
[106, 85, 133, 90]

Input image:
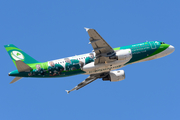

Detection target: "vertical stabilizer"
[4, 44, 40, 67]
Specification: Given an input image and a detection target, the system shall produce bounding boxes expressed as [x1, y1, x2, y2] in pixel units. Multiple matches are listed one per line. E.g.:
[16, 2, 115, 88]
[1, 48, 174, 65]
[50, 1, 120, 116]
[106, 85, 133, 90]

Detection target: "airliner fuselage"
[8, 41, 174, 77]
[5, 28, 174, 93]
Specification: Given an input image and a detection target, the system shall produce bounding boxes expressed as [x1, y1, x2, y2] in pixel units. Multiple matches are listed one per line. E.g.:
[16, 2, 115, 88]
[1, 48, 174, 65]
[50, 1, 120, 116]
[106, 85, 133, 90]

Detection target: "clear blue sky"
[0, 0, 179, 120]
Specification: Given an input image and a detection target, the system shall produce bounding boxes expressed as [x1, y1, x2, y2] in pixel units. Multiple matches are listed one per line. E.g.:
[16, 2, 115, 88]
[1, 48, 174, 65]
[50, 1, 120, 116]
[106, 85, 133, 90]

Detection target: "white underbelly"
[83, 60, 127, 74]
[83, 49, 132, 74]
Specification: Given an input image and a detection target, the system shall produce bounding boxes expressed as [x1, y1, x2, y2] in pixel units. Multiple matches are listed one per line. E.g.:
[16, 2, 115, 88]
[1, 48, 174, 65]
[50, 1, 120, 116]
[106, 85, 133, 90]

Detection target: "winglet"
[84, 27, 90, 32]
[65, 90, 70, 94]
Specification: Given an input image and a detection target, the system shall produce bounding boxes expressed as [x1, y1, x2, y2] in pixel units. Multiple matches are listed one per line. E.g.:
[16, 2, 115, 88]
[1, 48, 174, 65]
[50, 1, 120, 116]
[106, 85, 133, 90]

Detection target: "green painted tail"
[4, 44, 40, 67]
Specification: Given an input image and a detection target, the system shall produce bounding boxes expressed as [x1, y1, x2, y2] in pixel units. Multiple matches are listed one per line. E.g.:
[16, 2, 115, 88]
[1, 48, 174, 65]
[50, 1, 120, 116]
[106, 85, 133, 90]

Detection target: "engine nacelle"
[116, 49, 132, 61]
[102, 70, 125, 82]
[109, 49, 132, 61]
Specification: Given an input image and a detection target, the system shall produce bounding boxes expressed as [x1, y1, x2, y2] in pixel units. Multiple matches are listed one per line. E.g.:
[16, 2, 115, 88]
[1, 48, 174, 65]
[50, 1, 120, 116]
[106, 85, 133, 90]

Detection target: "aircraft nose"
[168, 45, 175, 53]
[166, 45, 175, 55]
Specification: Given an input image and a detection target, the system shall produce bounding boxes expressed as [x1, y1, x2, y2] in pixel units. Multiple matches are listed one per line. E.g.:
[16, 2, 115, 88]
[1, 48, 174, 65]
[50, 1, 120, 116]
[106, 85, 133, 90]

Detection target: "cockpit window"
[161, 42, 166, 44]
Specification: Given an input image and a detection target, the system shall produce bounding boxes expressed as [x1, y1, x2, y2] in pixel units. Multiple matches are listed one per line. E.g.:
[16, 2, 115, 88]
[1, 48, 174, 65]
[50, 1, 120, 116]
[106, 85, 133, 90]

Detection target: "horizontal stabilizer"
[15, 60, 32, 72]
[10, 77, 23, 84]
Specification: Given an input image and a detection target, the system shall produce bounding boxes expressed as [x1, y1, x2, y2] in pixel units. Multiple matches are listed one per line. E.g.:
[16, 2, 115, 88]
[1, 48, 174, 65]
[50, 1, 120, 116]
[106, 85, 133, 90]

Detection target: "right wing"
[65, 72, 109, 94]
[65, 75, 97, 94]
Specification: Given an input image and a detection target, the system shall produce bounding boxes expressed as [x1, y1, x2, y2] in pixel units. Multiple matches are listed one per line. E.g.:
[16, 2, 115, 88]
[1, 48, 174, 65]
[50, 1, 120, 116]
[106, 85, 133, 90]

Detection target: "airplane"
[5, 28, 175, 94]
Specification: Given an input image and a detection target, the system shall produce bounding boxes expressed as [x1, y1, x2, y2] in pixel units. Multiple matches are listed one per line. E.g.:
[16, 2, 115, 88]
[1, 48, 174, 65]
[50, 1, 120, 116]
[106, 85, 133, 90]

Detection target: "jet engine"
[102, 70, 125, 82]
[109, 49, 132, 61]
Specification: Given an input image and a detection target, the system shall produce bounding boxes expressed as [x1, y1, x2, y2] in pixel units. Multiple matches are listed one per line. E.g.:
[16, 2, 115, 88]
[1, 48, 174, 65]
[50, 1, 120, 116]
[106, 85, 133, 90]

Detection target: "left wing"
[85, 28, 117, 65]
[65, 73, 109, 94]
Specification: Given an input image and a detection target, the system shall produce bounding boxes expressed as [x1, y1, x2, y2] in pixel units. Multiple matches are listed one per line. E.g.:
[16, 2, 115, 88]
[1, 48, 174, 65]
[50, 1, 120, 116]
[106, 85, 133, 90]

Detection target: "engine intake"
[102, 70, 125, 82]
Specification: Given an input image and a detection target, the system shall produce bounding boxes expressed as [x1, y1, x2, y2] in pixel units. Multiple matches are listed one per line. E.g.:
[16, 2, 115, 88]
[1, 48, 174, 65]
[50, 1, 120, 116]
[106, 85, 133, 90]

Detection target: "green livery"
[4, 28, 175, 93]
[4, 44, 40, 67]
[5, 41, 172, 78]
[85, 53, 94, 64]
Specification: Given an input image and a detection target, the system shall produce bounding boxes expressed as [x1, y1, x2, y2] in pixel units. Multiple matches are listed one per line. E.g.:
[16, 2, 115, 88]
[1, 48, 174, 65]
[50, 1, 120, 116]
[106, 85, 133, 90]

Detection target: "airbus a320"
[5, 28, 175, 93]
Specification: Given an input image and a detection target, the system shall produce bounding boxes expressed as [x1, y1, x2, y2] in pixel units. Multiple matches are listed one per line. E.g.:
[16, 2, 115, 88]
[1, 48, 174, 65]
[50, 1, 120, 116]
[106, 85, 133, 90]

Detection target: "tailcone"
[9, 70, 20, 77]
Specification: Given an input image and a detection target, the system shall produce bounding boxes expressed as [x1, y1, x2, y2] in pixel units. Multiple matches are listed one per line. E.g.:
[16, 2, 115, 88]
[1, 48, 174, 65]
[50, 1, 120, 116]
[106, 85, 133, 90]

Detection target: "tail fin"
[4, 44, 39, 67]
